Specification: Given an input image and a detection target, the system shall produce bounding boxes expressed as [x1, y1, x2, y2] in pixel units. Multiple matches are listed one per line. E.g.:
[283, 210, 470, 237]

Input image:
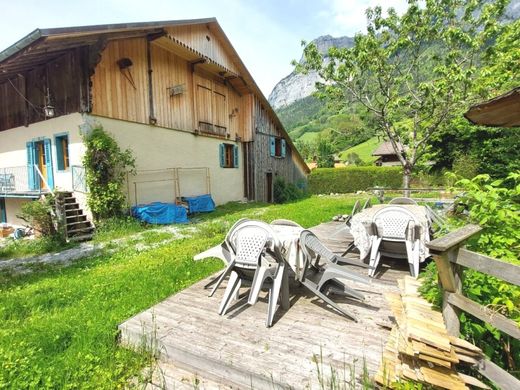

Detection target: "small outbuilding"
[372, 141, 405, 166]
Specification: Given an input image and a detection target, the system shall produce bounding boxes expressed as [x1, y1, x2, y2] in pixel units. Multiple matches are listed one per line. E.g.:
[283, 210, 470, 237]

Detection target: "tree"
[316, 137, 335, 168]
[296, 0, 509, 195]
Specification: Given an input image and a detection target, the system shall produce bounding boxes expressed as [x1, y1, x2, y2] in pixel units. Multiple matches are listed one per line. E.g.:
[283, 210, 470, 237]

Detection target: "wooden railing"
[426, 225, 520, 390]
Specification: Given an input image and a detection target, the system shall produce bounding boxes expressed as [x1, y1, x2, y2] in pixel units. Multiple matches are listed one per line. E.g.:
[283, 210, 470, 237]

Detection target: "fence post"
[433, 248, 463, 336]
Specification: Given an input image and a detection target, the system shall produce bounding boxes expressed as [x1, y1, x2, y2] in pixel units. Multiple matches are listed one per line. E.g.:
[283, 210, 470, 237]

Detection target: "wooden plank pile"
[375, 276, 489, 389]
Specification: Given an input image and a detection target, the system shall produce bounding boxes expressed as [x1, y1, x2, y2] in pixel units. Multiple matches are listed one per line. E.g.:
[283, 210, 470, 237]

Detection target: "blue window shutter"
[43, 139, 54, 190]
[0, 198, 6, 223]
[219, 144, 225, 167]
[281, 139, 286, 158]
[55, 136, 64, 171]
[26, 141, 37, 190]
[270, 136, 275, 157]
[233, 145, 239, 168]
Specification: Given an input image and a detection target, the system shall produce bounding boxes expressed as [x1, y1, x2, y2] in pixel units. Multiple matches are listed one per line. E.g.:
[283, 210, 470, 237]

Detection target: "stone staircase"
[55, 191, 95, 242]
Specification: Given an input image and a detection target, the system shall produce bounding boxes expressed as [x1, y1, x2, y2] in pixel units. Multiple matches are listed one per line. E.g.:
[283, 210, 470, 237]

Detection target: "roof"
[372, 141, 405, 156]
[0, 19, 310, 173]
[464, 87, 520, 127]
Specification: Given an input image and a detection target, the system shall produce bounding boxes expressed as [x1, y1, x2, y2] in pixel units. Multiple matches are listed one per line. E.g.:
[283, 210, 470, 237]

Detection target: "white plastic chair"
[209, 220, 287, 327]
[194, 218, 252, 291]
[299, 230, 370, 321]
[368, 206, 421, 278]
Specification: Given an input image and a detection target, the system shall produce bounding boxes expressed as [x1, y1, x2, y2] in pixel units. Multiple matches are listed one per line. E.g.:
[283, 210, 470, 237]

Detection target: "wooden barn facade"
[0, 19, 308, 225]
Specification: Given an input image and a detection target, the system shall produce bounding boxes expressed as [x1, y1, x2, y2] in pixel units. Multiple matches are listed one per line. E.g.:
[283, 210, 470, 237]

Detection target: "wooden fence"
[426, 225, 520, 390]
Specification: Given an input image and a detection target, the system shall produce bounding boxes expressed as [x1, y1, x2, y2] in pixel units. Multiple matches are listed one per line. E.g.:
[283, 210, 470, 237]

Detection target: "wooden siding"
[0, 49, 86, 131]
[165, 25, 240, 74]
[91, 38, 149, 123]
[91, 38, 249, 141]
[150, 44, 193, 130]
[251, 96, 306, 202]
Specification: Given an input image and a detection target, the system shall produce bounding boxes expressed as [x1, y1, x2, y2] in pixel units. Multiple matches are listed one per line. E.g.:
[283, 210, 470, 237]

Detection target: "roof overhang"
[0, 19, 216, 83]
[464, 87, 520, 127]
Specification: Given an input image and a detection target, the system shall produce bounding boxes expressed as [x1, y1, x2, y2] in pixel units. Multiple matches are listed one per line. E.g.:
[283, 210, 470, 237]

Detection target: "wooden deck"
[119, 222, 411, 389]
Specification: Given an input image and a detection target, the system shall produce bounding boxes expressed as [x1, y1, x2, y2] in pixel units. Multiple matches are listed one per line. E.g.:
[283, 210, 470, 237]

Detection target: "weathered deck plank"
[119, 222, 411, 389]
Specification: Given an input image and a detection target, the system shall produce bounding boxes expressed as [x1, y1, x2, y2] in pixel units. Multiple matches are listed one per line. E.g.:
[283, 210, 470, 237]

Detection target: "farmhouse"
[372, 141, 406, 167]
[0, 19, 309, 226]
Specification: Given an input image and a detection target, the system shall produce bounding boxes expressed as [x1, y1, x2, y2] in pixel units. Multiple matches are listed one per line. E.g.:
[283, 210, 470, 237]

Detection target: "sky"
[0, 0, 408, 97]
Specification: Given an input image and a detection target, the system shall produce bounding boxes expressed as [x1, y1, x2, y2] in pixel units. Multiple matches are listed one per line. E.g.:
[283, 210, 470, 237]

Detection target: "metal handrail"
[33, 164, 54, 196]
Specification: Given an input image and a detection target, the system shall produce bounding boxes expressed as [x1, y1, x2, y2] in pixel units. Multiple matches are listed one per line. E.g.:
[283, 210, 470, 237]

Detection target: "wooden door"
[266, 173, 273, 203]
[36, 141, 47, 189]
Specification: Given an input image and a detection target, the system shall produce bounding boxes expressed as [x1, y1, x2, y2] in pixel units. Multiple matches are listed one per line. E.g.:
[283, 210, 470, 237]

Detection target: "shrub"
[452, 154, 479, 180]
[308, 166, 402, 194]
[82, 126, 135, 221]
[273, 177, 306, 204]
[420, 173, 520, 374]
[16, 195, 58, 238]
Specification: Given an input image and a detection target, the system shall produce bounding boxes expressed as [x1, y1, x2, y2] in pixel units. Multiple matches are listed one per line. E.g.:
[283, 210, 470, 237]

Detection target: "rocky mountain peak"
[269, 34, 354, 109]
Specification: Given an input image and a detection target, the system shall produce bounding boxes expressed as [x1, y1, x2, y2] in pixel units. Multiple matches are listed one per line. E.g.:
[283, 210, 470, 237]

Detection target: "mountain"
[269, 0, 520, 113]
[268, 35, 354, 110]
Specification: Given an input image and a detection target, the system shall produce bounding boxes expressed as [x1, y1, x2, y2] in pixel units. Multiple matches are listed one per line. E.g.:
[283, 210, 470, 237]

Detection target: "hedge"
[308, 166, 402, 194]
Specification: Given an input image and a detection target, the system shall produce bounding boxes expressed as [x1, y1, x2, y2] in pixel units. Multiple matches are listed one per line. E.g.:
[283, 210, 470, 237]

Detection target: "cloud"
[324, 0, 409, 36]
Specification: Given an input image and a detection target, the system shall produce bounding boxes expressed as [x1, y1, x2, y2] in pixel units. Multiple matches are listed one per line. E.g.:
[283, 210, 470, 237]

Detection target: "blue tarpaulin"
[183, 194, 215, 213]
[131, 202, 188, 224]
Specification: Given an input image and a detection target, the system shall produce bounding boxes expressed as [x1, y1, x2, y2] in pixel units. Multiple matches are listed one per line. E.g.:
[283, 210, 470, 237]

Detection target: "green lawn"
[339, 137, 380, 163]
[0, 195, 360, 389]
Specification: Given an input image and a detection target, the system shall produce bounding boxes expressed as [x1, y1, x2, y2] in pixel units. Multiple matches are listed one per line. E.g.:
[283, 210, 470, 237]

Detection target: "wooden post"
[434, 248, 462, 336]
[426, 225, 482, 336]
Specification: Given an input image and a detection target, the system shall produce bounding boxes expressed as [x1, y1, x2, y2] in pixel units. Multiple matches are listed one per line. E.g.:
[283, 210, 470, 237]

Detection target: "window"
[219, 143, 239, 168]
[195, 75, 228, 137]
[269, 136, 286, 158]
[55, 134, 69, 171]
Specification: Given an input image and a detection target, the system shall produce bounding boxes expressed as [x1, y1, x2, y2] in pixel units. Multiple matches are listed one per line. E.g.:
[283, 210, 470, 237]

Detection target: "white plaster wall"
[0, 113, 86, 191]
[5, 198, 31, 226]
[91, 116, 245, 206]
[0, 113, 91, 225]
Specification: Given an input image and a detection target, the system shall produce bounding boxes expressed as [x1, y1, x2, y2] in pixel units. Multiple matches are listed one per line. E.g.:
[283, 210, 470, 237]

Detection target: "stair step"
[67, 226, 95, 236]
[66, 220, 92, 228]
[65, 213, 86, 220]
[64, 203, 80, 209]
[68, 234, 94, 242]
[65, 208, 82, 214]
[57, 197, 77, 204]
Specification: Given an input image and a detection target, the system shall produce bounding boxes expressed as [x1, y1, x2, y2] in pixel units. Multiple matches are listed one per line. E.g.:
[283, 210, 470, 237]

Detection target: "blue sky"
[0, 0, 407, 96]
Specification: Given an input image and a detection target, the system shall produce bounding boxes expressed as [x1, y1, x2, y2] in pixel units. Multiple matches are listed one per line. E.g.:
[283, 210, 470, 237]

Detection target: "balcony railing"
[0, 166, 51, 198]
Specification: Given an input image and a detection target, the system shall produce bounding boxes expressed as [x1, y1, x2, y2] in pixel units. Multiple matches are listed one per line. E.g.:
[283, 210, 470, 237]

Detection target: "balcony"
[0, 166, 51, 198]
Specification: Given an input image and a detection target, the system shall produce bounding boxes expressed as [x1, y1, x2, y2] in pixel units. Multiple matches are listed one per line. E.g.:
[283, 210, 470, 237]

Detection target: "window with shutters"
[219, 143, 239, 168]
[269, 136, 286, 158]
[195, 75, 228, 137]
[55, 133, 69, 171]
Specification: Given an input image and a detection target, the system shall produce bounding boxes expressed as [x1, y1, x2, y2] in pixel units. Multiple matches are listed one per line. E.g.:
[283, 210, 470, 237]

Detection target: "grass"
[338, 137, 380, 163]
[0, 236, 75, 260]
[0, 195, 360, 389]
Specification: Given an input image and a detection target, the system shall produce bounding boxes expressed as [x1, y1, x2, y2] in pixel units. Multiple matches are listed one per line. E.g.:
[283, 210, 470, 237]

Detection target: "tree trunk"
[403, 163, 412, 197]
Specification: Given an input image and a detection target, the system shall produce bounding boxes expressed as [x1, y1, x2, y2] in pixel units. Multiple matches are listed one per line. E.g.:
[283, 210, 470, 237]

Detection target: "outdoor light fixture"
[44, 88, 55, 118]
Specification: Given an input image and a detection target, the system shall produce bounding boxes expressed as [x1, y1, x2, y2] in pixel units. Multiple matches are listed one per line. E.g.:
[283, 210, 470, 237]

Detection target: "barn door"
[266, 172, 273, 203]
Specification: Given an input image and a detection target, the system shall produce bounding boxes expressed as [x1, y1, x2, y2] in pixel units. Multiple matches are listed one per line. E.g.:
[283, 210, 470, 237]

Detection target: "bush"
[420, 173, 520, 375]
[308, 166, 402, 194]
[273, 177, 306, 204]
[16, 195, 58, 238]
[83, 126, 135, 221]
[452, 154, 480, 179]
